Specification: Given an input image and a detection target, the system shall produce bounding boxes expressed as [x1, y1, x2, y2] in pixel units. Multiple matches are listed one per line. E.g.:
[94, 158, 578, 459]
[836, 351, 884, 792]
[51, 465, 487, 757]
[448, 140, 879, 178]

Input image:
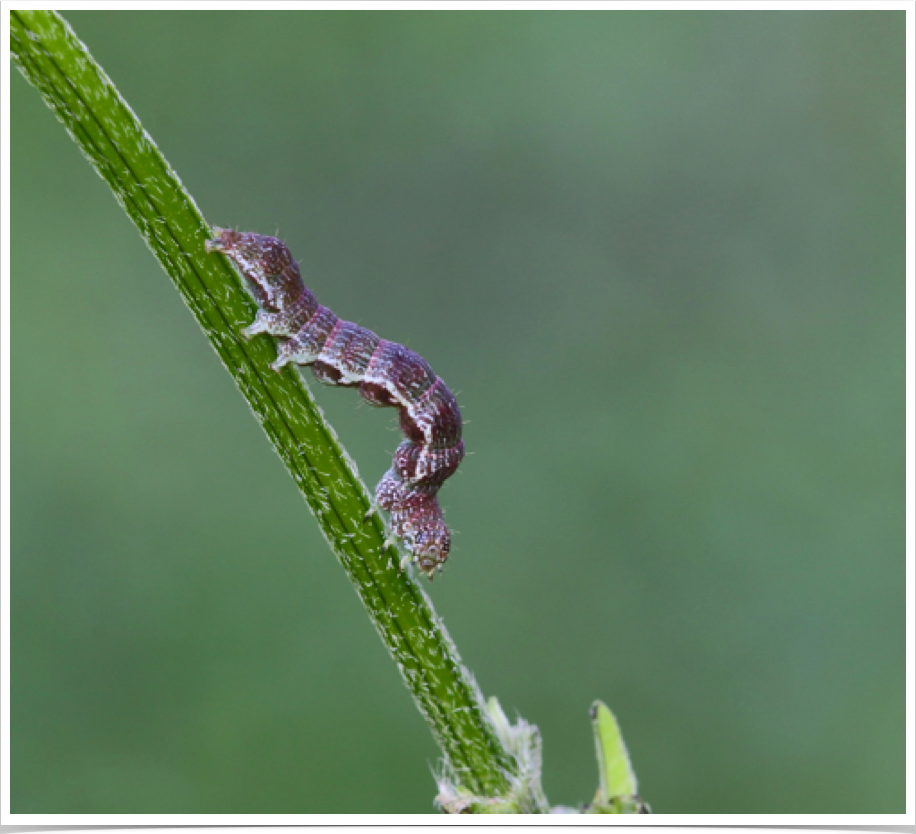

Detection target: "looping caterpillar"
[207, 228, 464, 579]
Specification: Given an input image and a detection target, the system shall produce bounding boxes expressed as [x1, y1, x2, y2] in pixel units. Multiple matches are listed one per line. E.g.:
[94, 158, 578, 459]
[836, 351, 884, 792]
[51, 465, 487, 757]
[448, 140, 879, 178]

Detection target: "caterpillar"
[206, 228, 464, 579]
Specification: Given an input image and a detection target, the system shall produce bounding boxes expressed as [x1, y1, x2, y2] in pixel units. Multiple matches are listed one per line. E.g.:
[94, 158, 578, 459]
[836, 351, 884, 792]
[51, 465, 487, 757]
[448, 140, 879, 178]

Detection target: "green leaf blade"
[591, 700, 639, 801]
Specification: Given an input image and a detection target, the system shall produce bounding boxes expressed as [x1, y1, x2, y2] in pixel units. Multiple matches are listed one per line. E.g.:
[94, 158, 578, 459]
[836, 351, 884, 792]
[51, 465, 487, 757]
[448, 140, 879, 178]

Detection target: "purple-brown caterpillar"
[206, 229, 463, 578]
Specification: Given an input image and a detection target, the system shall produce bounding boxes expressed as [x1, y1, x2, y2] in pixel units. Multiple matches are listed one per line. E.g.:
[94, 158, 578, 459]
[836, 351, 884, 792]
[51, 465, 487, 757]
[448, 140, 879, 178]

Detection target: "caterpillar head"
[404, 515, 450, 580]
[206, 228, 304, 312]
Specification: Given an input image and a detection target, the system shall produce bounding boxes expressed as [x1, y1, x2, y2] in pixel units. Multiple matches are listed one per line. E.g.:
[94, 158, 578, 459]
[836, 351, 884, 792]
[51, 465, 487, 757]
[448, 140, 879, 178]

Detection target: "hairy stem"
[11, 9, 516, 800]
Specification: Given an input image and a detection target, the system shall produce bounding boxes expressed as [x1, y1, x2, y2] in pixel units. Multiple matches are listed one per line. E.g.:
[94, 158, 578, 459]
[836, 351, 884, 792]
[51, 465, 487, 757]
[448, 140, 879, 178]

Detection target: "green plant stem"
[11, 9, 516, 801]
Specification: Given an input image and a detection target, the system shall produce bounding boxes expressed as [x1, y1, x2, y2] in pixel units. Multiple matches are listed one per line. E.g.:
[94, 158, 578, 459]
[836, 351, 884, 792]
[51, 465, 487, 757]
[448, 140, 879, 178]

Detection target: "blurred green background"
[12, 11, 904, 814]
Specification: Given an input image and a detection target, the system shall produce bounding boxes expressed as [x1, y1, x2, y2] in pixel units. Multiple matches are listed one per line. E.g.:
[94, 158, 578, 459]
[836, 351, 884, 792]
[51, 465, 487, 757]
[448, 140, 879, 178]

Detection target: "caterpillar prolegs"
[206, 229, 464, 579]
